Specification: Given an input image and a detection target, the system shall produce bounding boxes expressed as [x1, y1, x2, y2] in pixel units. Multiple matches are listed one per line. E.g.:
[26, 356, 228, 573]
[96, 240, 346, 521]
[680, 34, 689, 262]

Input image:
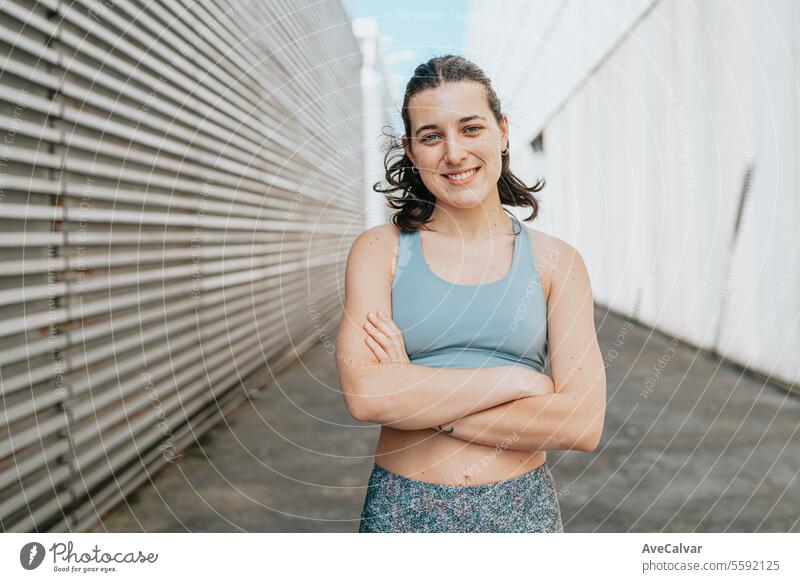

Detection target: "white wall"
[353, 18, 396, 229]
[465, 0, 799, 389]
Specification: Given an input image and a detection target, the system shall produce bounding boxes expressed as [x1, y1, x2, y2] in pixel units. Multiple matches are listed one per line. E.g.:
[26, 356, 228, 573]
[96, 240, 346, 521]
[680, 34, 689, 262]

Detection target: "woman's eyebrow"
[414, 115, 487, 136]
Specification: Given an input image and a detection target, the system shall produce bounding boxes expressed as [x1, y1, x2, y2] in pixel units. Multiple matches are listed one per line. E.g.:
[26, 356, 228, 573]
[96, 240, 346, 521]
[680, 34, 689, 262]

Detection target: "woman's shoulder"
[523, 226, 585, 302]
[349, 223, 402, 255]
[524, 226, 578, 259]
[346, 223, 403, 279]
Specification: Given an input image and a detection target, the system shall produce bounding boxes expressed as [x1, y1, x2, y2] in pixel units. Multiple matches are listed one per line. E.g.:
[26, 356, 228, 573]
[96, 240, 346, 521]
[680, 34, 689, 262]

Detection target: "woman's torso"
[374, 216, 552, 486]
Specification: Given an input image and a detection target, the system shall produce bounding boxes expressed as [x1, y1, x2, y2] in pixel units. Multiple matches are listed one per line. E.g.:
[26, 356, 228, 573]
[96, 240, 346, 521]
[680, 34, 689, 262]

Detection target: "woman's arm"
[427, 241, 606, 452]
[336, 227, 545, 429]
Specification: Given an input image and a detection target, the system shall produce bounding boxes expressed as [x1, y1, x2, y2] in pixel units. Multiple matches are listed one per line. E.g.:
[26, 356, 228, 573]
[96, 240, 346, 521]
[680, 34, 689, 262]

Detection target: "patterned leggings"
[358, 461, 564, 533]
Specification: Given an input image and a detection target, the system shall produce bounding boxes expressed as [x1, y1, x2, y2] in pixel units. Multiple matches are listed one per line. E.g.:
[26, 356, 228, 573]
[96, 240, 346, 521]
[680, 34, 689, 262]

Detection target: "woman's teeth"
[444, 168, 478, 182]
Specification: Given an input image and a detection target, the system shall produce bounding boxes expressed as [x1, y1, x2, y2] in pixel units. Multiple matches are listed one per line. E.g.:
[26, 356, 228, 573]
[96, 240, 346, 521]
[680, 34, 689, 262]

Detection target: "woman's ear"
[402, 135, 415, 166]
[500, 115, 510, 149]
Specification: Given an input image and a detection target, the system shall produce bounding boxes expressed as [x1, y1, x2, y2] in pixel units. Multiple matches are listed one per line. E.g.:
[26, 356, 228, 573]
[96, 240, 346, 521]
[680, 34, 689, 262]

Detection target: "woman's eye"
[420, 128, 480, 142]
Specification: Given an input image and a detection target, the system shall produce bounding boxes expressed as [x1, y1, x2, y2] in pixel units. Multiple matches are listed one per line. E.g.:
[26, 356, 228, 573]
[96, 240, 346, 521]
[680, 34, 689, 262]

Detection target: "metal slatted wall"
[0, 0, 362, 532]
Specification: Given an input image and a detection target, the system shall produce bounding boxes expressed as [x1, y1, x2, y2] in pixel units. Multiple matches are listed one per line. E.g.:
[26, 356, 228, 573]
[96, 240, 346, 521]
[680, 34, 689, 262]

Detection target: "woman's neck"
[427, 201, 513, 241]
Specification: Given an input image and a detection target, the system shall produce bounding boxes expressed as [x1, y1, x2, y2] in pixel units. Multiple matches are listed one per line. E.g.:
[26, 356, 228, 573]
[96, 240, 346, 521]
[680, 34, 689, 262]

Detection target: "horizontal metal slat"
[0, 464, 71, 523]
[0, 438, 70, 489]
[0, 413, 69, 458]
[1, 0, 362, 534]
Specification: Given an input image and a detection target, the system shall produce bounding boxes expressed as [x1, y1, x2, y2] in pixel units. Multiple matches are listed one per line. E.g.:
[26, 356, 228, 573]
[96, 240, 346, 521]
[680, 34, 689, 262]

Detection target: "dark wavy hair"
[373, 54, 545, 232]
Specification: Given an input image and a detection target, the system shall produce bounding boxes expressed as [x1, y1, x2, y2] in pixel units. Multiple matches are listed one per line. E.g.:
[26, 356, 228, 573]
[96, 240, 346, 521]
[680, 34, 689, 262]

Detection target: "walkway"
[93, 308, 800, 532]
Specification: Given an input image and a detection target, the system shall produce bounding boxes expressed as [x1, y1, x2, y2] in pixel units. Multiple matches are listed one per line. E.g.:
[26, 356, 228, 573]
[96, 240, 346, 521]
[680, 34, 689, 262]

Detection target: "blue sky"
[342, 0, 470, 105]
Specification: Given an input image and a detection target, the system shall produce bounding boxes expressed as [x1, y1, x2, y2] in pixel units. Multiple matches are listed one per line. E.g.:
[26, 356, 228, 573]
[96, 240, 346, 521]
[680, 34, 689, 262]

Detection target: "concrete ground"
[92, 308, 800, 532]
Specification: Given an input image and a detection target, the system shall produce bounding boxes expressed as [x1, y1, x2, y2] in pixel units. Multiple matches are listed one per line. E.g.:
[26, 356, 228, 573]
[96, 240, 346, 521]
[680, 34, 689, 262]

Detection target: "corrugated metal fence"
[0, 0, 362, 532]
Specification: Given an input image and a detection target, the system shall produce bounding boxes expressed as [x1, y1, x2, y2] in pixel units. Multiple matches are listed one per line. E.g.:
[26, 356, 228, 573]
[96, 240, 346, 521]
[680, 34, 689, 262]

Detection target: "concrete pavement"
[92, 308, 800, 532]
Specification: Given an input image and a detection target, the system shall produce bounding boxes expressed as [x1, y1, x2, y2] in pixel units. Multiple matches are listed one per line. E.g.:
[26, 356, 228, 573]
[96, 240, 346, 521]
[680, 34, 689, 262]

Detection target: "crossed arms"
[335, 227, 606, 453]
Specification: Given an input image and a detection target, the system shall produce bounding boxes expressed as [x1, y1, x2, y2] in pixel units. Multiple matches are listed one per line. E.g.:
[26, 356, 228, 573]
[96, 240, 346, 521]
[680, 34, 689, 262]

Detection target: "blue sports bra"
[390, 215, 549, 371]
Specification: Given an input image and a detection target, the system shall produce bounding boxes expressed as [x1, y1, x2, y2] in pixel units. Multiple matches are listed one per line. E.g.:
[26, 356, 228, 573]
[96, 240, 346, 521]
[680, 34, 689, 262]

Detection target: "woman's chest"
[389, 231, 551, 303]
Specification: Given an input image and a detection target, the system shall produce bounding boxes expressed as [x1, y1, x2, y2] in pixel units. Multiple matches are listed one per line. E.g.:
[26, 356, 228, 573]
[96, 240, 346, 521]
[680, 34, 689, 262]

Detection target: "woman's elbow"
[344, 396, 371, 422]
[574, 409, 605, 452]
[337, 359, 378, 422]
[575, 428, 602, 452]
[340, 378, 391, 424]
[338, 364, 403, 424]
[342, 386, 382, 423]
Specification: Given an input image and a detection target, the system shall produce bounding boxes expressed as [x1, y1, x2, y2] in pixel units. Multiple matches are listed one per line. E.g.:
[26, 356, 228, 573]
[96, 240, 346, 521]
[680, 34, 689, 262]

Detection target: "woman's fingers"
[365, 335, 388, 363]
[363, 319, 392, 351]
[375, 312, 408, 360]
[368, 311, 410, 364]
[367, 312, 393, 335]
[363, 319, 400, 363]
[364, 311, 408, 364]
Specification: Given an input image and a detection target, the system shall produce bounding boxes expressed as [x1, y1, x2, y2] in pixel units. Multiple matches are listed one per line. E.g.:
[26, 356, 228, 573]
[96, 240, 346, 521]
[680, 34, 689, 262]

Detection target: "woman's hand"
[431, 367, 553, 436]
[362, 311, 411, 366]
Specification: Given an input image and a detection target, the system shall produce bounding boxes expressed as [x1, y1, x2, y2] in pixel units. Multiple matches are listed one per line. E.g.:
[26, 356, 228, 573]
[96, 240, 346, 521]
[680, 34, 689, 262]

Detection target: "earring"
[411, 166, 419, 174]
[501, 145, 509, 156]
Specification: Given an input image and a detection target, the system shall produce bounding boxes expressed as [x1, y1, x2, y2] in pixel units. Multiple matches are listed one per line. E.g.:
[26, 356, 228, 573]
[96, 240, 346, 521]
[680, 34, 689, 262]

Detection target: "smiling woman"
[374, 55, 544, 232]
[335, 55, 606, 533]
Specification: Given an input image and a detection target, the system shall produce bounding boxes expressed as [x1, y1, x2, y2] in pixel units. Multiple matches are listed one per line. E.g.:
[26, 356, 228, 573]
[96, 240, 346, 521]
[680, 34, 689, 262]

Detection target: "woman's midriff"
[373, 425, 546, 486]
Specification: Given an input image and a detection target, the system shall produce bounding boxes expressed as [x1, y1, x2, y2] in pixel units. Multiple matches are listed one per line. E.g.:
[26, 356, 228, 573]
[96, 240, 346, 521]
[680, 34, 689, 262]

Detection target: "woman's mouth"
[441, 166, 480, 186]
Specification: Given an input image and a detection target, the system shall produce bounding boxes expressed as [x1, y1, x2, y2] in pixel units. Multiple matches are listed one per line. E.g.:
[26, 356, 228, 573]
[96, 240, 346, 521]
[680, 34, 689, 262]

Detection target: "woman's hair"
[374, 54, 545, 232]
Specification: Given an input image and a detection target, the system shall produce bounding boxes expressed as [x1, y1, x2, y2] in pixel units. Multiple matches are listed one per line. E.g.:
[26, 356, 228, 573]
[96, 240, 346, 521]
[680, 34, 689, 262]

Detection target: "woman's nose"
[443, 136, 467, 164]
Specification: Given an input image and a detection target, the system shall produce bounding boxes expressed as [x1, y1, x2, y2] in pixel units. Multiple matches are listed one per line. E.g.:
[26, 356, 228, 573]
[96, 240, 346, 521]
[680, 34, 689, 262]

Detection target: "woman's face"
[403, 81, 509, 209]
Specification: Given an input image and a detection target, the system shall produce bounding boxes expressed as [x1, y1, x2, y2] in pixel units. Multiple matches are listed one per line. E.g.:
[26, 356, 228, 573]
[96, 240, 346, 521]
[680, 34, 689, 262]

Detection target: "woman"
[335, 55, 606, 533]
